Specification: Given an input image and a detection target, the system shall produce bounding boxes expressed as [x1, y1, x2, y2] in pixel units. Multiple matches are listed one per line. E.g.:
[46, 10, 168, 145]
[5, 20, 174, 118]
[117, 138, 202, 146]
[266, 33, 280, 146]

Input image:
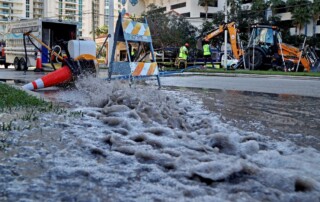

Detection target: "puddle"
[168, 87, 320, 150]
[1, 79, 320, 201]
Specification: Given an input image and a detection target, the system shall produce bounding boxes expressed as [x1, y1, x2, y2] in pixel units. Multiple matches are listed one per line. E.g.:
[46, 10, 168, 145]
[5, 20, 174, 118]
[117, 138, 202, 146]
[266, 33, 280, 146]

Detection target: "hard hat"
[185, 43, 189, 47]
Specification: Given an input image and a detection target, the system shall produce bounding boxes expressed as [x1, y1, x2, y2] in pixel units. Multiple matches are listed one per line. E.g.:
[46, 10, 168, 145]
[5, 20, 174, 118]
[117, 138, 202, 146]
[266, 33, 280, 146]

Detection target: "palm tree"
[312, 0, 320, 36]
[90, 25, 109, 38]
[269, 0, 285, 16]
[250, 0, 270, 24]
[198, 0, 217, 21]
[287, 0, 312, 36]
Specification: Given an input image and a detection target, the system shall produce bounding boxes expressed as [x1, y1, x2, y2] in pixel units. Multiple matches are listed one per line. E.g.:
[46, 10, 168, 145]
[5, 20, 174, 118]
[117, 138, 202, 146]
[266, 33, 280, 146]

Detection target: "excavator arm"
[198, 22, 244, 60]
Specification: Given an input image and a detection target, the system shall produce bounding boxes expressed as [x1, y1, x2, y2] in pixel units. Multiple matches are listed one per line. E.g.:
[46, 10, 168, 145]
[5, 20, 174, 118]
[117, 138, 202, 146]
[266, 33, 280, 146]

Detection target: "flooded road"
[1, 78, 320, 201]
[168, 87, 320, 150]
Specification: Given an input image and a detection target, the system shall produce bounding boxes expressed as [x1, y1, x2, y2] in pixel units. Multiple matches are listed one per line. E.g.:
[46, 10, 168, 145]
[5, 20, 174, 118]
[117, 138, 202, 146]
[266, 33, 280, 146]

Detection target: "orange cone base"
[23, 65, 73, 91]
[34, 68, 44, 72]
[35, 52, 43, 71]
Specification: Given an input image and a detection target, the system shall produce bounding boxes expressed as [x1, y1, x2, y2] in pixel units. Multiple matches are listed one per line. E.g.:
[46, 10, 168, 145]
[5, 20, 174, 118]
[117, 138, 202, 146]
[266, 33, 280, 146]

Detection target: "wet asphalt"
[1, 67, 320, 150]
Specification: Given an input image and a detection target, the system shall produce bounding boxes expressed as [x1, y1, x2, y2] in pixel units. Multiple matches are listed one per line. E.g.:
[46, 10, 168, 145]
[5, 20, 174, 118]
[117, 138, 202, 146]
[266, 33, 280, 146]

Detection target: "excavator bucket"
[305, 46, 320, 72]
[312, 60, 320, 72]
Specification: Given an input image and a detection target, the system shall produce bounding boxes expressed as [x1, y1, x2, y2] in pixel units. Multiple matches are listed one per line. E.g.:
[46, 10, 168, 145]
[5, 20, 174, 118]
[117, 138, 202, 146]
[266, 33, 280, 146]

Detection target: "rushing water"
[1, 77, 320, 201]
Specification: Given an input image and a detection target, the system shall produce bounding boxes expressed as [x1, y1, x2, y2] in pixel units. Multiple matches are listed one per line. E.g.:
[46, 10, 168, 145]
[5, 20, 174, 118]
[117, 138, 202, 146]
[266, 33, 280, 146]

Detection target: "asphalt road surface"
[160, 74, 320, 98]
[1, 67, 320, 98]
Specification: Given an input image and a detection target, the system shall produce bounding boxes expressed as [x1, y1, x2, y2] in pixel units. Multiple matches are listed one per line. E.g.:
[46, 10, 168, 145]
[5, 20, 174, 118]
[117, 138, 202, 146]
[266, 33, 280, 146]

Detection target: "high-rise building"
[0, 0, 84, 39]
[127, 0, 320, 37]
[45, 0, 82, 33]
[1, 0, 319, 41]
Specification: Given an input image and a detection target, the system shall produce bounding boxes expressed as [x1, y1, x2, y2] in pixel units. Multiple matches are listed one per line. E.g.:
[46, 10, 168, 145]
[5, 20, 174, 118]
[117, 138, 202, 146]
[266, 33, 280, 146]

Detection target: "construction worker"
[128, 43, 135, 61]
[178, 43, 189, 68]
[203, 39, 213, 68]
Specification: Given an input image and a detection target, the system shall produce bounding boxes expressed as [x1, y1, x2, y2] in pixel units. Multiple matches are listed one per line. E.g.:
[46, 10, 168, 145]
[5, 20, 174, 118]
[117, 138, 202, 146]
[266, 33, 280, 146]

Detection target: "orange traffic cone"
[34, 51, 43, 72]
[23, 65, 73, 91]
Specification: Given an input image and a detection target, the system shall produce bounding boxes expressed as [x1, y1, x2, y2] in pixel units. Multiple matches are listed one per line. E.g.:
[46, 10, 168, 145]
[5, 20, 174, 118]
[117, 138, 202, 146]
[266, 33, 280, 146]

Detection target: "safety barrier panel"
[108, 12, 161, 87]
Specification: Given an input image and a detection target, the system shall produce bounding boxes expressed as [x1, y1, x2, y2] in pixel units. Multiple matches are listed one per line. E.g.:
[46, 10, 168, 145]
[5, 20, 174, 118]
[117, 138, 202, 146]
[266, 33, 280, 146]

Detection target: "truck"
[3, 18, 77, 71]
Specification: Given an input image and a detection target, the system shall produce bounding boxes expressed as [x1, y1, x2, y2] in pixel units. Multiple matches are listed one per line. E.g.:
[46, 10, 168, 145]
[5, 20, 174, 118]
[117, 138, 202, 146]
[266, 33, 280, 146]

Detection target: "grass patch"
[0, 83, 46, 108]
[161, 66, 320, 77]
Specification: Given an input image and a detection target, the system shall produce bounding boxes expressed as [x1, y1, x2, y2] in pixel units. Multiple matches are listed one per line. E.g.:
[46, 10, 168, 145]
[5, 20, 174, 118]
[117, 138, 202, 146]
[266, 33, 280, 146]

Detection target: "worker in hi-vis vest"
[178, 43, 189, 68]
[128, 43, 135, 61]
[203, 39, 213, 68]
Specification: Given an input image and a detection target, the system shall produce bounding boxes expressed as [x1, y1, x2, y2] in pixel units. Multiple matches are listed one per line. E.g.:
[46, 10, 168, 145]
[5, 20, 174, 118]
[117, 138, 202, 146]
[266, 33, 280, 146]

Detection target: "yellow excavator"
[198, 23, 320, 72]
[244, 24, 320, 72]
[197, 22, 244, 61]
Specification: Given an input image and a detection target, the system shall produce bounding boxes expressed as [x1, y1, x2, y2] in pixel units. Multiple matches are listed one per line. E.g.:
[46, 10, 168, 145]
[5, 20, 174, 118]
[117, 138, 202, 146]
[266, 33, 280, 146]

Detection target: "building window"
[242, 0, 253, 3]
[171, 2, 186, 10]
[200, 12, 214, 18]
[181, 12, 190, 17]
[199, 0, 217, 7]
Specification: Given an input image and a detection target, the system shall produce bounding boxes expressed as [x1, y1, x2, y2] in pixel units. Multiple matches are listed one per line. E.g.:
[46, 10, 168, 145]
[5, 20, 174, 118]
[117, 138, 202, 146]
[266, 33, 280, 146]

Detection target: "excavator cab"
[245, 25, 320, 72]
[245, 25, 280, 70]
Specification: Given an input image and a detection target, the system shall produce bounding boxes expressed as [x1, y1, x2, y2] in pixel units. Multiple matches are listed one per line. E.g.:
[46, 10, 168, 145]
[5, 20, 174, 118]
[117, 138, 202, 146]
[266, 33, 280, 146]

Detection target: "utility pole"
[92, 1, 95, 41]
[224, 0, 228, 70]
[108, 0, 114, 67]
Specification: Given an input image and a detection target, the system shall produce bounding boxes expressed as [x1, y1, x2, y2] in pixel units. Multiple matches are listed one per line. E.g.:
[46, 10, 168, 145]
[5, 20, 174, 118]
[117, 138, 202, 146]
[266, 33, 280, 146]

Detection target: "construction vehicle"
[244, 25, 320, 72]
[4, 19, 78, 71]
[197, 22, 245, 64]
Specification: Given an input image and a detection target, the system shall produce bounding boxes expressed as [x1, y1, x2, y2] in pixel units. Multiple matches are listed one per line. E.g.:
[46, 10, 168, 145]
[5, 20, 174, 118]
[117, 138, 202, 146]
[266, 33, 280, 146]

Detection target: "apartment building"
[127, 0, 320, 37]
[0, 0, 83, 39]
[240, 0, 320, 36]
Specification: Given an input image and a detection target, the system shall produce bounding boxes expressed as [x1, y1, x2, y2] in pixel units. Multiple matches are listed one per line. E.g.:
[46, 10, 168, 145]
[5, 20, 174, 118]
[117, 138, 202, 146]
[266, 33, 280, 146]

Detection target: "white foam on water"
[2, 76, 320, 201]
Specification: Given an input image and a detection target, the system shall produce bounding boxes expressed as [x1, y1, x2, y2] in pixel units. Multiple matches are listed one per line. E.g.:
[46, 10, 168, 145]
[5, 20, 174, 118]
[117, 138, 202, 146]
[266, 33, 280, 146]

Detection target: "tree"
[287, 0, 312, 36]
[90, 25, 108, 38]
[198, 0, 217, 21]
[94, 25, 108, 38]
[269, 0, 286, 16]
[312, 0, 320, 36]
[250, 0, 270, 24]
[143, 4, 198, 49]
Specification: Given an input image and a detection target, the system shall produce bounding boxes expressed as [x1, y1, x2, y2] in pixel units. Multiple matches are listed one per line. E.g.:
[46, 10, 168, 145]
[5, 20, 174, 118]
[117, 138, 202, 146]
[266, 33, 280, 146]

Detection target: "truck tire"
[245, 49, 263, 70]
[19, 58, 27, 71]
[14, 57, 21, 71]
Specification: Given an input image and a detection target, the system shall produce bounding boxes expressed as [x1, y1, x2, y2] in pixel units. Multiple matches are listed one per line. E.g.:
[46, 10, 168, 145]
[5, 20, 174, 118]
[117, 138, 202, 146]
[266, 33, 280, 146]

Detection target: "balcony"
[1, 0, 22, 3]
[0, 6, 23, 11]
[33, 5, 43, 9]
[65, 0, 77, 4]
[34, 11, 43, 15]
[65, 5, 77, 10]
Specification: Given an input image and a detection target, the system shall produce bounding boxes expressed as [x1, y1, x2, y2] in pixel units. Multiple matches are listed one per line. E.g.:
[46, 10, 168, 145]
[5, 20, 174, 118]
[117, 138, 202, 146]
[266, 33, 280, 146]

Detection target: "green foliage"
[143, 4, 198, 49]
[286, 0, 312, 35]
[91, 25, 108, 38]
[0, 83, 46, 108]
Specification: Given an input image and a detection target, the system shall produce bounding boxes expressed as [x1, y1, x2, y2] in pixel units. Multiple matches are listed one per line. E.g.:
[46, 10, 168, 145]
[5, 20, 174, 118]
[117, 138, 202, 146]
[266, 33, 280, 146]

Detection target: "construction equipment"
[244, 25, 320, 72]
[197, 22, 244, 61]
[4, 19, 77, 71]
